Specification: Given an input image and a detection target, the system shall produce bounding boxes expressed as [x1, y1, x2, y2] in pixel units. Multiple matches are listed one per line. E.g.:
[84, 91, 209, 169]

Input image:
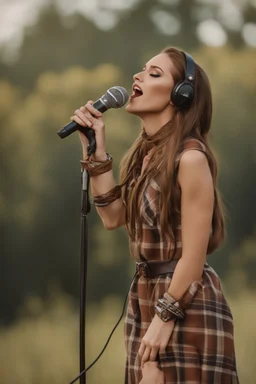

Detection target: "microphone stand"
[57, 123, 97, 384]
[79, 166, 90, 384]
[79, 130, 96, 384]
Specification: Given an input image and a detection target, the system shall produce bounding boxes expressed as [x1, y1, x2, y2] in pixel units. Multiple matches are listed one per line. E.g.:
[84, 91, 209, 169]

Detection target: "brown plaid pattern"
[130, 139, 207, 262]
[124, 265, 239, 383]
[124, 139, 239, 383]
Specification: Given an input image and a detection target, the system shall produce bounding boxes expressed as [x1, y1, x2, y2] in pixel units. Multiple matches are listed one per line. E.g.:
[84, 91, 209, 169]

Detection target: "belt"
[136, 258, 179, 278]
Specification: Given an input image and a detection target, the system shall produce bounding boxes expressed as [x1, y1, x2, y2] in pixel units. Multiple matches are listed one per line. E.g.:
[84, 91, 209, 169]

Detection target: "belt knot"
[136, 262, 149, 278]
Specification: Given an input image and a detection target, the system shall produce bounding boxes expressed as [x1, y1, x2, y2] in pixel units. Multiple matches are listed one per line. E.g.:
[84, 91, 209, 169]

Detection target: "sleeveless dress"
[124, 139, 239, 384]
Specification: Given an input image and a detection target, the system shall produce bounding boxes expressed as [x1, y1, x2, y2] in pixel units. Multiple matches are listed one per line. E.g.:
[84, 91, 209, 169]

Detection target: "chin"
[125, 103, 145, 116]
[125, 103, 137, 115]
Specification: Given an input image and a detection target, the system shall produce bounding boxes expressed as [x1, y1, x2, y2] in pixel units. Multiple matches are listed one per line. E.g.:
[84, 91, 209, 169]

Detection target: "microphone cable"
[68, 273, 136, 384]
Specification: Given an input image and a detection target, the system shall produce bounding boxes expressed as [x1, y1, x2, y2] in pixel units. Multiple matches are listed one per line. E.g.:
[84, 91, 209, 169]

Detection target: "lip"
[130, 83, 143, 100]
[132, 83, 143, 93]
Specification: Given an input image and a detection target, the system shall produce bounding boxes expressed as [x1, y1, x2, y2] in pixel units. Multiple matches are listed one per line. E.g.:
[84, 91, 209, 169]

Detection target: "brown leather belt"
[136, 258, 179, 278]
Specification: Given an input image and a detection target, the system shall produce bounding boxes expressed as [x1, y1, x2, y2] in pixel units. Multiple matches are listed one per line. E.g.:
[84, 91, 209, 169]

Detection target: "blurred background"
[0, 0, 255, 383]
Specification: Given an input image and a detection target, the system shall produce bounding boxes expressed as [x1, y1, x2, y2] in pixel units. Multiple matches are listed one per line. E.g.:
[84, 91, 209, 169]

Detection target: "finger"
[74, 109, 93, 127]
[79, 107, 101, 127]
[138, 342, 146, 358]
[149, 347, 159, 361]
[142, 361, 158, 371]
[70, 115, 87, 127]
[141, 346, 151, 364]
[82, 110, 100, 125]
[85, 102, 103, 118]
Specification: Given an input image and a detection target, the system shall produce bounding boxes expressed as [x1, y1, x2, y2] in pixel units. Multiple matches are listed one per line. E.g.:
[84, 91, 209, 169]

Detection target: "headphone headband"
[183, 52, 195, 82]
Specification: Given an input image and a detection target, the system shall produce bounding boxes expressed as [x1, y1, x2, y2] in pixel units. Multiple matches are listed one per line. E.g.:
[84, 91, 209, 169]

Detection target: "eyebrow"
[144, 65, 164, 73]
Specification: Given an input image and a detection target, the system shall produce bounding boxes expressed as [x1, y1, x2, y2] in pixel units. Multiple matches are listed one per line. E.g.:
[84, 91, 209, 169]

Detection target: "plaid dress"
[124, 139, 239, 384]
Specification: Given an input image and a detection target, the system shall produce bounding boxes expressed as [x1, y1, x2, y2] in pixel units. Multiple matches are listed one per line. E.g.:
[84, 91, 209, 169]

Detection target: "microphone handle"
[83, 126, 96, 157]
[57, 98, 108, 155]
[83, 98, 108, 155]
[57, 122, 96, 155]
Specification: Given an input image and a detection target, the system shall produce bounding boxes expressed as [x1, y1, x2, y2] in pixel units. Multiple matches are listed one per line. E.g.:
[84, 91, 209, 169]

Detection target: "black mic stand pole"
[79, 165, 90, 384]
[57, 123, 97, 384]
[79, 128, 96, 384]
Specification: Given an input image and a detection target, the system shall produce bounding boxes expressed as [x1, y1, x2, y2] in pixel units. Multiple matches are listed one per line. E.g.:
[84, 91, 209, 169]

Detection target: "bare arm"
[167, 150, 214, 300]
[138, 150, 214, 364]
[85, 168, 126, 230]
[72, 102, 126, 229]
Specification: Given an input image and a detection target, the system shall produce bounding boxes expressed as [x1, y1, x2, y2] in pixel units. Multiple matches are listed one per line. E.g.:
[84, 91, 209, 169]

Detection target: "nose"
[133, 71, 143, 82]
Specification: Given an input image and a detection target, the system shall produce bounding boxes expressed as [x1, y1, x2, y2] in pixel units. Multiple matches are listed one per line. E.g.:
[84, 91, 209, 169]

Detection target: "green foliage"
[229, 290, 256, 384]
[0, 63, 136, 322]
[1, 1, 255, 89]
[194, 47, 256, 252]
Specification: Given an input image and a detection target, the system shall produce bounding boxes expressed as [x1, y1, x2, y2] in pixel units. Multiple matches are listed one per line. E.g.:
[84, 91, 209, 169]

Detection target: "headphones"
[171, 51, 195, 109]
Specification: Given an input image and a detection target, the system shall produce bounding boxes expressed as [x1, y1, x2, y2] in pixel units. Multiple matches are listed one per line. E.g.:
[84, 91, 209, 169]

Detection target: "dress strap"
[175, 138, 206, 168]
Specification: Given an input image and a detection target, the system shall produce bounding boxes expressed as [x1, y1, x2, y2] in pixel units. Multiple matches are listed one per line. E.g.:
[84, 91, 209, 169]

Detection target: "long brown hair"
[120, 47, 225, 254]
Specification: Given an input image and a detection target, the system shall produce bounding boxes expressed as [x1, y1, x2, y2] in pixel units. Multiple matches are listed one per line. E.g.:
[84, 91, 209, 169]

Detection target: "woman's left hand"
[138, 314, 175, 366]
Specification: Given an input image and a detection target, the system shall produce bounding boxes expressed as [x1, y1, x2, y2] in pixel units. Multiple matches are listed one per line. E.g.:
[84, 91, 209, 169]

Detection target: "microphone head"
[102, 86, 129, 109]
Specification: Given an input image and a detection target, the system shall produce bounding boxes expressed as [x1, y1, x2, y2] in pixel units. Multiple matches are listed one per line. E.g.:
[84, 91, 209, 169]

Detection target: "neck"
[140, 108, 175, 136]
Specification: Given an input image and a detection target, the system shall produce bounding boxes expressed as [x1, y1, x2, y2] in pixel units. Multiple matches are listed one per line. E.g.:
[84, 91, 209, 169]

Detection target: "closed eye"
[150, 74, 160, 77]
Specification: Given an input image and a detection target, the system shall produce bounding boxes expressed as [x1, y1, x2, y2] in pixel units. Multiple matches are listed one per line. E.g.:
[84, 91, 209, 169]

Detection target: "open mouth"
[131, 85, 143, 98]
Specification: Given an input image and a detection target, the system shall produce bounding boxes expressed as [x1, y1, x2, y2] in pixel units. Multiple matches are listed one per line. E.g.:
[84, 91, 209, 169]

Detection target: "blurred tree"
[193, 47, 256, 273]
[0, 64, 136, 323]
[1, 0, 256, 88]
[231, 232, 256, 289]
[1, 4, 104, 88]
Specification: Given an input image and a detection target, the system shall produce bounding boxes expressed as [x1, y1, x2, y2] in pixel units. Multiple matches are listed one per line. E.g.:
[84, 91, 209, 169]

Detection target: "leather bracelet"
[92, 185, 122, 207]
[80, 153, 113, 177]
[165, 281, 200, 312]
[155, 297, 185, 321]
[159, 298, 185, 319]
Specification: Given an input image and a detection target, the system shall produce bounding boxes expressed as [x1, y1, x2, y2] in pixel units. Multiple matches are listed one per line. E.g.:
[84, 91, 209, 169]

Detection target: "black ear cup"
[171, 52, 195, 109]
[171, 81, 194, 109]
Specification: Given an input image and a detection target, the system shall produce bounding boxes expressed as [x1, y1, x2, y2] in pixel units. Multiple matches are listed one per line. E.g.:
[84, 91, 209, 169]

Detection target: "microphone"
[57, 86, 129, 155]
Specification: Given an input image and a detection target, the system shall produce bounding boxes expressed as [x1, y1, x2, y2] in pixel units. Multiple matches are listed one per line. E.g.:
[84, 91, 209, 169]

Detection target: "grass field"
[0, 291, 254, 383]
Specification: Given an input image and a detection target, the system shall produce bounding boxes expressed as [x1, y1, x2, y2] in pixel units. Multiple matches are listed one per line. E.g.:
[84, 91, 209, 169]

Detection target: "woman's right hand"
[139, 362, 164, 384]
[71, 101, 107, 161]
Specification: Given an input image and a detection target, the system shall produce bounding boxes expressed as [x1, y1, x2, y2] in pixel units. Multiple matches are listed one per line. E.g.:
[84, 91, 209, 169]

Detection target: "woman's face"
[125, 53, 175, 117]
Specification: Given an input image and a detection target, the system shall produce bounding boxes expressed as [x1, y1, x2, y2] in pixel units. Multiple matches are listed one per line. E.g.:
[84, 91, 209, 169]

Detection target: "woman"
[71, 47, 239, 384]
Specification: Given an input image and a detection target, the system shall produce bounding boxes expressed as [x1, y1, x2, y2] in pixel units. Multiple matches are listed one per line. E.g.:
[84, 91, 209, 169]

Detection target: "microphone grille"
[105, 86, 129, 109]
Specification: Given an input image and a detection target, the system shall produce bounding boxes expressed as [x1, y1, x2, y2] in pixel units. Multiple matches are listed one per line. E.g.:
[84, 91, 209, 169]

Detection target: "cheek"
[147, 85, 171, 106]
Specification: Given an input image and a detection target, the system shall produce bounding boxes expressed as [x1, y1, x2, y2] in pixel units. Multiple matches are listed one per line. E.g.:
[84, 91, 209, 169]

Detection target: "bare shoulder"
[178, 149, 212, 189]
[179, 149, 208, 168]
